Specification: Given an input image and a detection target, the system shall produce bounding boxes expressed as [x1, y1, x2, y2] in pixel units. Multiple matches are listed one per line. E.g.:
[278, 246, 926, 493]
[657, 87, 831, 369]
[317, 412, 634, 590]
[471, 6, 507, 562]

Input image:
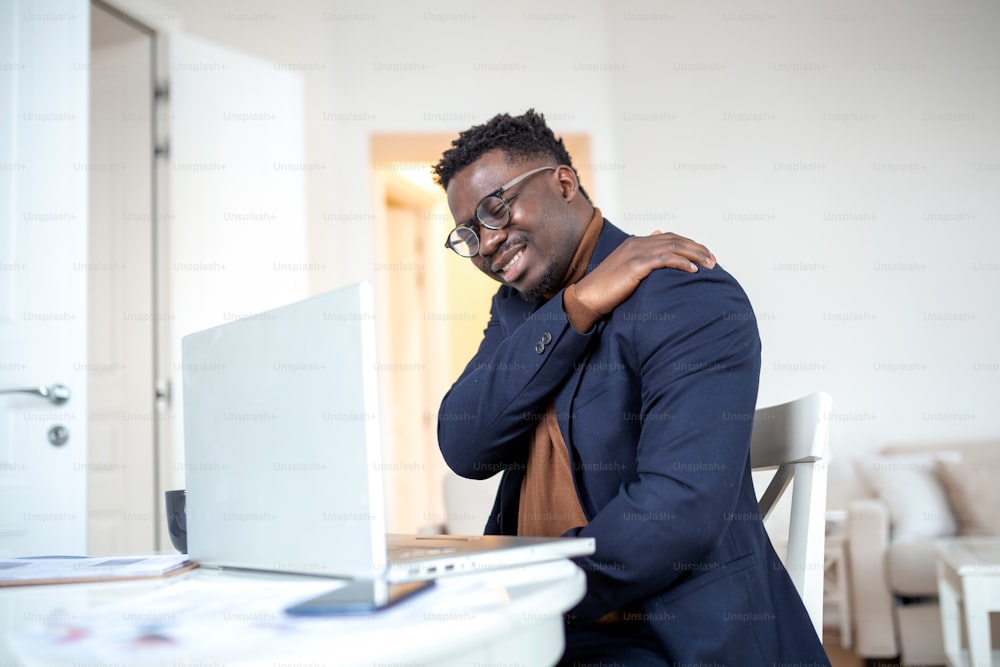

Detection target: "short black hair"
[433, 109, 590, 201]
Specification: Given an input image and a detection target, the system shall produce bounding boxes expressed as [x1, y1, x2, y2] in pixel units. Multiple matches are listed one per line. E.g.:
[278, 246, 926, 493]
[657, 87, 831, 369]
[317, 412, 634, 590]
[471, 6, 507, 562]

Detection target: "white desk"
[1, 558, 585, 666]
[936, 538, 1000, 667]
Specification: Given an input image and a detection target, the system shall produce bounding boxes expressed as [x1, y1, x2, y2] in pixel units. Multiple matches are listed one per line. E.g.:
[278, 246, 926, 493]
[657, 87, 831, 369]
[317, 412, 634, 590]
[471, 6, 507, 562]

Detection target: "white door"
[0, 0, 90, 557]
[162, 31, 309, 508]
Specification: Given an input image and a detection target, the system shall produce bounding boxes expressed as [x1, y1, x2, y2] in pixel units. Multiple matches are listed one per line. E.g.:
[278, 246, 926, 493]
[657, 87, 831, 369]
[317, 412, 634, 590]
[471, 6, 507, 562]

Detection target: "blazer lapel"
[557, 220, 629, 467]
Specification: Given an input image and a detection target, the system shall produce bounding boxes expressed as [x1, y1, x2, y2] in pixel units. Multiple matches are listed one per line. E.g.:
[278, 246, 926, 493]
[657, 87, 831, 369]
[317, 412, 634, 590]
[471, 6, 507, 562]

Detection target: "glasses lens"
[448, 226, 478, 257]
[475, 196, 509, 230]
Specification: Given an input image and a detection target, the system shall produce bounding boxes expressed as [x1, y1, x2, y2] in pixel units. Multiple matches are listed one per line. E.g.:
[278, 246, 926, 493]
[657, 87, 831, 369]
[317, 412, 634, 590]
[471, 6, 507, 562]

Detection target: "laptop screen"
[181, 282, 389, 577]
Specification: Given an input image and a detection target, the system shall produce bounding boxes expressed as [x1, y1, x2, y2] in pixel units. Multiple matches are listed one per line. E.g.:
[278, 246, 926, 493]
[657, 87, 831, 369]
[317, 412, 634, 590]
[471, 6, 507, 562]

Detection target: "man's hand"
[573, 231, 716, 316]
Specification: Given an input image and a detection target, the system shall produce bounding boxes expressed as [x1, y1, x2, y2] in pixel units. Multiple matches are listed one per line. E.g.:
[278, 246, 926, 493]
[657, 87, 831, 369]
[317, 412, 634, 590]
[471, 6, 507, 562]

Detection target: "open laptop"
[181, 281, 594, 610]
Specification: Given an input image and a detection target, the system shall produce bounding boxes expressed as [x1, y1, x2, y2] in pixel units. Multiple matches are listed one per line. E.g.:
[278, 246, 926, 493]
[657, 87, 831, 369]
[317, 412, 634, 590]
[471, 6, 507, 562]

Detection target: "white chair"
[750, 391, 833, 639]
[441, 471, 501, 535]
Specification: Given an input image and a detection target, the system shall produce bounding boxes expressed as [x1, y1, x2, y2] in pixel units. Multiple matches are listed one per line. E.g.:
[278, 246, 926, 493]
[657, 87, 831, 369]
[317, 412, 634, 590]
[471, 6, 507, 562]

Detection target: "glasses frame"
[444, 165, 558, 257]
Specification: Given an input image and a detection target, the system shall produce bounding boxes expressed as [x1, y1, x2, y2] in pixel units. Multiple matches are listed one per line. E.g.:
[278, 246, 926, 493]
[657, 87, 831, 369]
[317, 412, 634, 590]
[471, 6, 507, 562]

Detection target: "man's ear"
[554, 165, 580, 202]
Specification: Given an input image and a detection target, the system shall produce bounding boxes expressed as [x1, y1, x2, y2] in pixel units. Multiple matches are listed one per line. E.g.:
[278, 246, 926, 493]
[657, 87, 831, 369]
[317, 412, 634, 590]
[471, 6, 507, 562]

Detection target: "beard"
[516, 264, 560, 302]
[492, 227, 577, 303]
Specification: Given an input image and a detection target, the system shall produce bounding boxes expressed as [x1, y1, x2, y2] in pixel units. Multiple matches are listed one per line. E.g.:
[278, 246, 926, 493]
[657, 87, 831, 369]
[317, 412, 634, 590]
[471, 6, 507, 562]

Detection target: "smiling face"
[446, 149, 589, 301]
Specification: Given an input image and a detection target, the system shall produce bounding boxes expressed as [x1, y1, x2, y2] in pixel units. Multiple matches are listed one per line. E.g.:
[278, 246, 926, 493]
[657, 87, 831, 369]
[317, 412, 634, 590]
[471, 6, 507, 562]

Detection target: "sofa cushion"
[887, 540, 942, 596]
[856, 453, 959, 542]
[936, 455, 1000, 537]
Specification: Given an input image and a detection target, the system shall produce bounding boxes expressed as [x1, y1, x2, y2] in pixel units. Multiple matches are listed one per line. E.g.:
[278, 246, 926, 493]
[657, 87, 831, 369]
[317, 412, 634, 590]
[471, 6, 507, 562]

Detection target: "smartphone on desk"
[285, 579, 434, 615]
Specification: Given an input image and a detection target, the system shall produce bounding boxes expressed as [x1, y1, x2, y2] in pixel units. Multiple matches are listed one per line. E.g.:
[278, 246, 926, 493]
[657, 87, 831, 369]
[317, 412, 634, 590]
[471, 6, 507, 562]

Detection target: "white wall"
[151, 0, 621, 290]
[602, 0, 1000, 506]
[154, 0, 1000, 509]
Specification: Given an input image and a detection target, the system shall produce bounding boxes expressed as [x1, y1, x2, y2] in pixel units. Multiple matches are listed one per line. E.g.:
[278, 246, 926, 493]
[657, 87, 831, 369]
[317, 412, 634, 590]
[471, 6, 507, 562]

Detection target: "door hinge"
[155, 378, 172, 408]
[154, 82, 169, 103]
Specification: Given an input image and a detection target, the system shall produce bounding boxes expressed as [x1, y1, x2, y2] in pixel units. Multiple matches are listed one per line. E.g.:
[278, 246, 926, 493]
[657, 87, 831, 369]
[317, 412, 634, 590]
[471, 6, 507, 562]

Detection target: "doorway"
[87, 0, 160, 554]
[369, 138, 490, 534]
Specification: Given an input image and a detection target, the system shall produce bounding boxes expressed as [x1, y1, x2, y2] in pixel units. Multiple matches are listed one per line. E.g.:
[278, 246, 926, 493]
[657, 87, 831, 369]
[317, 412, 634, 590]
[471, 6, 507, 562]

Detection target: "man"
[433, 110, 829, 666]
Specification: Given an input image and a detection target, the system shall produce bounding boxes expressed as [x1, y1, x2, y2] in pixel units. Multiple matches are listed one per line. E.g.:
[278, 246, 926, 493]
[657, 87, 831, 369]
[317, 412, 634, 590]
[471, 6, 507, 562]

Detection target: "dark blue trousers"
[560, 621, 667, 666]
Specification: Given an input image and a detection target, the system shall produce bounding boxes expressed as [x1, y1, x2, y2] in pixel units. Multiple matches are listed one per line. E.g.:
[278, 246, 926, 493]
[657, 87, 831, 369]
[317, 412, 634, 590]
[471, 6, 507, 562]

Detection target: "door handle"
[0, 384, 71, 405]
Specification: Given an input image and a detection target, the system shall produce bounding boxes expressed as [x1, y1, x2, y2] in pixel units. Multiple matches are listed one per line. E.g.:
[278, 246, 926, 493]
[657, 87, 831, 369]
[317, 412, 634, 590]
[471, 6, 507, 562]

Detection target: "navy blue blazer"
[438, 221, 829, 665]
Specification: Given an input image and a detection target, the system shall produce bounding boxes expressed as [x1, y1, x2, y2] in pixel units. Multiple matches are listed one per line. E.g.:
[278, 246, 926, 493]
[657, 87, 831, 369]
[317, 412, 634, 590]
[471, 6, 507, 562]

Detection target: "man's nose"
[477, 226, 507, 257]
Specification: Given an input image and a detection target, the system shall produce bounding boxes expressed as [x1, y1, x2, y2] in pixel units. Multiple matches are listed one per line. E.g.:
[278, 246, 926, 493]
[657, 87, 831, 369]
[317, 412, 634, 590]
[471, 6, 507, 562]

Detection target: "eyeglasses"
[444, 165, 557, 258]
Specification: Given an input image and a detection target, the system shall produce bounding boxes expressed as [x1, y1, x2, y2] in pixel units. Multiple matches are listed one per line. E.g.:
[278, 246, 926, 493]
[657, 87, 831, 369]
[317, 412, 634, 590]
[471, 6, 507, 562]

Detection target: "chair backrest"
[750, 391, 832, 639]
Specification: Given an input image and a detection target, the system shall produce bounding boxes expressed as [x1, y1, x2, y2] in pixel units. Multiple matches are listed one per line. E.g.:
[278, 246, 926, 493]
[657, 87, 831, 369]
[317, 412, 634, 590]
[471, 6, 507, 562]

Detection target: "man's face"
[446, 150, 581, 301]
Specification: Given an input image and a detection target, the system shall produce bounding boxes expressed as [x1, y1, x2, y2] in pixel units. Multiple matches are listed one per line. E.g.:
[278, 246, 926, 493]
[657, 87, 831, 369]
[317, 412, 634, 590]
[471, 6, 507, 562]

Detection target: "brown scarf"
[518, 207, 603, 538]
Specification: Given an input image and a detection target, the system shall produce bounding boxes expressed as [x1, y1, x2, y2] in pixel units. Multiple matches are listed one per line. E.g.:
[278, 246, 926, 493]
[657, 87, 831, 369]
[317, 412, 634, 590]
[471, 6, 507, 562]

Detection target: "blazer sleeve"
[438, 288, 596, 479]
[563, 266, 763, 625]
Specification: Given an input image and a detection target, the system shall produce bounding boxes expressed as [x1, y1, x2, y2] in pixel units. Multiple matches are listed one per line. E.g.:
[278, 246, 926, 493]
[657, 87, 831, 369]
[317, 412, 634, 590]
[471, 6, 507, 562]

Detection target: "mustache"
[488, 235, 528, 274]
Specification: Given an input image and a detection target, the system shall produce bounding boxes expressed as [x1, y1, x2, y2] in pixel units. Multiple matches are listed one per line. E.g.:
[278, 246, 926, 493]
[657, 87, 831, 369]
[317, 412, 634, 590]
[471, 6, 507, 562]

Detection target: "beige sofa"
[846, 440, 1000, 666]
